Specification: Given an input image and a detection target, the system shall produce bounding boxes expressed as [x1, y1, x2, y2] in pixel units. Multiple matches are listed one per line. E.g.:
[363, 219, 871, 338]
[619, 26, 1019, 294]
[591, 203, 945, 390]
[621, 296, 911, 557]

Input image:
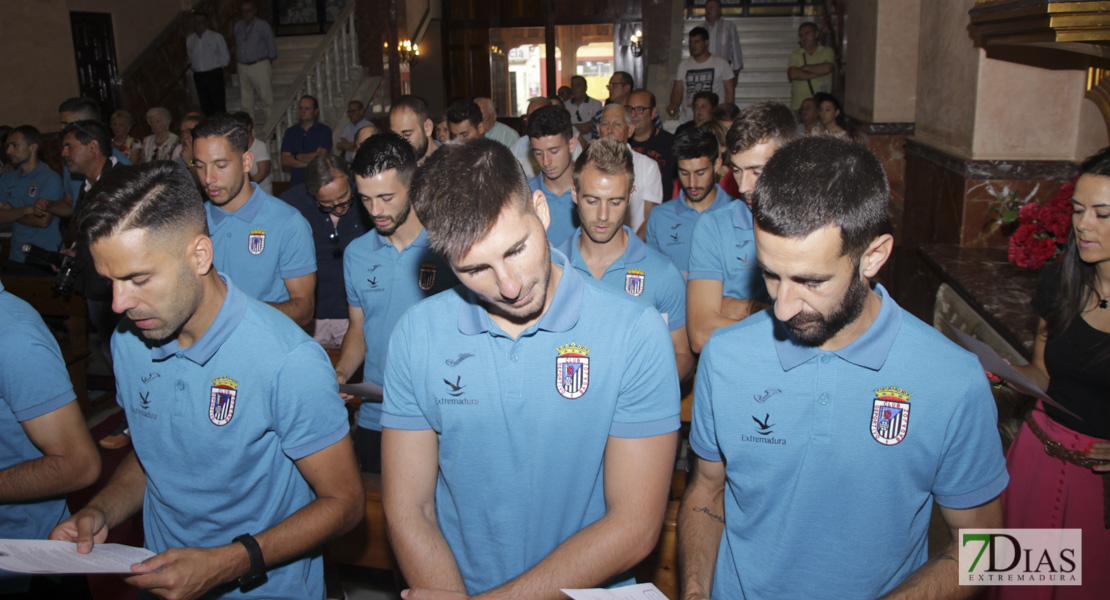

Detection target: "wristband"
[233, 533, 267, 590]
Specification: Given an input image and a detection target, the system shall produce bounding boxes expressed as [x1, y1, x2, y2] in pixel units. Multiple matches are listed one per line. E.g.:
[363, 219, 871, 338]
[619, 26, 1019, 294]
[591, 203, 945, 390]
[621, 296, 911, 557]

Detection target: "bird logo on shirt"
[444, 376, 466, 397]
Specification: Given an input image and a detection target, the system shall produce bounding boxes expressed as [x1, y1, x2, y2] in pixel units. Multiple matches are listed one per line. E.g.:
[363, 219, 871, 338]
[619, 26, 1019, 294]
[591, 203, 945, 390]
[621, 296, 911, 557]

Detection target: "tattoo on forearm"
[693, 507, 725, 524]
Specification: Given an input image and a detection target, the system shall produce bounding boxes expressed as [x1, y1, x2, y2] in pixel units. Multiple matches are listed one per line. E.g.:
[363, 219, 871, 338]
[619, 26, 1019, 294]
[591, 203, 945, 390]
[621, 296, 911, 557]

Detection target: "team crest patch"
[625, 269, 645, 296]
[28, 184, 37, 199]
[248, 229, 266, 255]
[418, 262, 437, 291]
[556, 343, 590, 399]
[870, 386, 911, 445]
[209, 376, 239, 426]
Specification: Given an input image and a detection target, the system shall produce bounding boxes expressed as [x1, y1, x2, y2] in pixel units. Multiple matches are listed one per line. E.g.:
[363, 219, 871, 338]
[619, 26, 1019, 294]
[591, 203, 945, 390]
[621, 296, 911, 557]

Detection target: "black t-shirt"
[630, 128, 677, 200]
[1031, 271, 1110, 439]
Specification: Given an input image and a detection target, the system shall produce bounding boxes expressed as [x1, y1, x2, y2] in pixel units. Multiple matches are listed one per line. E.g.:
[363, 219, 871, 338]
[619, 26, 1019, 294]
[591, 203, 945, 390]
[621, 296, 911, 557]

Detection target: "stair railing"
[258, 1, 360, 181]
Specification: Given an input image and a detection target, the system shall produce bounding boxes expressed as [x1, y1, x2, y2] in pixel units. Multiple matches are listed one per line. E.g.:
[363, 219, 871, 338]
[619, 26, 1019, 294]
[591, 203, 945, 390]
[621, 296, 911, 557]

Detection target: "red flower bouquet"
[1007, 181, 1073, 269]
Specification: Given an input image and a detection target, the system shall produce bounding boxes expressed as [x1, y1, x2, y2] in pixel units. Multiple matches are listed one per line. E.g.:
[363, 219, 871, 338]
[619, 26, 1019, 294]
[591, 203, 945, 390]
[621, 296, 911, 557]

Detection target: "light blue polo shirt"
[687, 200, 770, 303]
[0, 163, 64, 263]
[206, 183, 316, 303]
[112, 275, 348, 600]
[557, 226, 686, 331]
[0, 281, 76, 556]
[382, 248, 680, 595]
[644, 185, 733, 277]
[690, 284, 1009, 600]
[344, 228, 457, 431]
[528, 175, 578, 247]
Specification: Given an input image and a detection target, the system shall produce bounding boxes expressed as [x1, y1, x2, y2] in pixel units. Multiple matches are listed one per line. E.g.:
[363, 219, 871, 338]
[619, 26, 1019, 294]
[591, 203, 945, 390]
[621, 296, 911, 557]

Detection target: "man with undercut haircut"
[333, 132, 456, 474]
[51, 162, 363, 600]
[445, 99, 486, 142]
[685, 100, 796, 352]
[527, 105, 580, 247]
[280, 153, 369, 347]
[381, 138, 678, 599]
[193, 113, 317, 326]
[645, 128, 734, 278]
[389, 94, 437, 165]
[559, 138, 693, 381]
[679, 137, 1008, 600]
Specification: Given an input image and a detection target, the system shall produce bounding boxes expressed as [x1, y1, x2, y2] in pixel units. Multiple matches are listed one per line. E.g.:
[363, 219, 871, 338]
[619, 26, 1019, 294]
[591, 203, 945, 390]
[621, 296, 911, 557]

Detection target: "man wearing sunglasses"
[334, 132, 457, 474]
[192, 114, 317, 327]
[280, 154, 369, 348]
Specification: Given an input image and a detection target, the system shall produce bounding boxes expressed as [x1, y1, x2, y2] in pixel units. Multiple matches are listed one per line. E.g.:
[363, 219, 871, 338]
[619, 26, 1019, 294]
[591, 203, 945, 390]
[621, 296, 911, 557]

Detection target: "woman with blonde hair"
[110, 110, 142, 164]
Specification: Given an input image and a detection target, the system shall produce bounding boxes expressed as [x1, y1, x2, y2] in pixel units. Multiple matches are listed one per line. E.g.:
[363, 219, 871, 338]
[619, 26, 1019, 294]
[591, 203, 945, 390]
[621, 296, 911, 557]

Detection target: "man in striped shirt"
[702, 0, 743, 77]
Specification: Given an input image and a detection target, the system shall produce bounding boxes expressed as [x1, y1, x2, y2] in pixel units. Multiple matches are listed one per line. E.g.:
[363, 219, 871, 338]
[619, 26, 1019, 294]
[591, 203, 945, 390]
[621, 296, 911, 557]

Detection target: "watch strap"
[233, 533, 267, 589]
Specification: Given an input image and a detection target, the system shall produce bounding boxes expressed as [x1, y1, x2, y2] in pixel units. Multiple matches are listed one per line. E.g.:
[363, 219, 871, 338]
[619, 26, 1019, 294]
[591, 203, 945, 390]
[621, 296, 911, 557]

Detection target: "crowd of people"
[0, 5, 1107, 600]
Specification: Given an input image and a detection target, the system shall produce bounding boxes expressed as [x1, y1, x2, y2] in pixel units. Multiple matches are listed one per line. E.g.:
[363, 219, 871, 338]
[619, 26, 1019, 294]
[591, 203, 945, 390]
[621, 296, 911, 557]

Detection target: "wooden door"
[69, 12, 121, 119]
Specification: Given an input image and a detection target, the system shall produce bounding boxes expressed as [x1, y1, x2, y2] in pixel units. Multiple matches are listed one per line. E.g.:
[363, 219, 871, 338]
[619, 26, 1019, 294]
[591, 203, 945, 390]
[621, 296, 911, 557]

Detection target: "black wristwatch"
[233, 533, 268, 590]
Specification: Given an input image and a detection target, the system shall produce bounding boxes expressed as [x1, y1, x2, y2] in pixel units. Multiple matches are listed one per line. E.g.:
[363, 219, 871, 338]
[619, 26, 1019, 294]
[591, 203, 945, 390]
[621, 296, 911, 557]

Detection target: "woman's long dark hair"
[1042, 147, 1110, 349]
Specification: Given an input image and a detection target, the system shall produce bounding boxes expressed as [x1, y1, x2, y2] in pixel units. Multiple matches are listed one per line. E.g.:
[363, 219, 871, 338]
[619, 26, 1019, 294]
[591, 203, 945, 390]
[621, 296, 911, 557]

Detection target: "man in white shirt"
[702, 0, 743, 76]
[336, 100, 371, 163]
[668, 27, 735, 123]
[186, 11, 230, 116]
[595, 104, 662, 239]
[566, 75, 603, 141]
[475, 97, 521, 148]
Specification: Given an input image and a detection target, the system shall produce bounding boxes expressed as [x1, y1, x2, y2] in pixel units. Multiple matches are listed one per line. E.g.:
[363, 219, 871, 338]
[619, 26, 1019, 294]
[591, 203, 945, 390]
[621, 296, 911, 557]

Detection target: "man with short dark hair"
[280, 95, 332, 185]
[680, 136, 1008, 599]
[674, 90, 719, 139]
[475, 97, 520, 148]
[559, 138, 693, 381]
[0, 126, 63, 268]
[645, 128, 733, 278]
[668, 27, 735, 123]
[186, 11, 230, 115]
[280, 154, 369, 347]
[52, 161, 363, 600]
[566, 75, 603, 140]
[333, 133, 456, 475]
[57, 97, 131, 203]
[590, 70, 635, 139]
[527, 105, 579, 247]
[684, 101, 797, 352]
[336, 100, 371, 163]
[234, 0, 278, 117]
[381, 138, 679, 598]
[628, 89, 676, 200]
[389, 94, 437, 165]
[788, 22, 835, 110]
[445, 99, 486, 141]
[195, 113, 317, 326]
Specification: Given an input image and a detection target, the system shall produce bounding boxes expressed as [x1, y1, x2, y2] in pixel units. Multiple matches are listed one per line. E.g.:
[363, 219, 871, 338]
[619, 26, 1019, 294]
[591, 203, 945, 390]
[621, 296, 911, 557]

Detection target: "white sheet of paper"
[561, 583, 670, 600]
[0, 540, 155, 574]
[338, 381, 384, 400]
[939, 320, 1077, 419]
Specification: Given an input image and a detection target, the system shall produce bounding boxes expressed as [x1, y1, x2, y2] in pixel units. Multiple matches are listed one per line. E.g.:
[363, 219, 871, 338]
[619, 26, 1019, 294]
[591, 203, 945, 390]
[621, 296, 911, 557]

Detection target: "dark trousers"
[193, 67, 226, 116]
[353, 426, 382, 474]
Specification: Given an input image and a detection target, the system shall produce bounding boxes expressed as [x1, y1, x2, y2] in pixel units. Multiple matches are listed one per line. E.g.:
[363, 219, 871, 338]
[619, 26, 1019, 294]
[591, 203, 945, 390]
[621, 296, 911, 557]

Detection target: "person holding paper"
[381, 139, 679, 598]
[49, 162, 364, 600]
[995, 148, 1110, 600]
[0, 278, 100, 597]
[679, 137, 1008, 599]
[333, 132, 457, 475]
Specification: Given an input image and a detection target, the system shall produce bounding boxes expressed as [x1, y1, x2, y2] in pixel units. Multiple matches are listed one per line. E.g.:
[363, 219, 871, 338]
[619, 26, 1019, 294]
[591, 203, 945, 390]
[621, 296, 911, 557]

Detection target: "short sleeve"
[639, 157, 663, 205]
[278, 211, 317, 279]
[688, 339, 722, 462]
[610, 307, 681, 438]
[688, 212, 726, 282]
[39, 169, 64, 202]
[343, 247, 362, 308]
[655, 261, 687, 331]
[272, 341, 349, 460]
[0, 319, 76, 422]
[252, 140, 271, 162]
[280, 127, 296, 154]
[645, 210, 661, 251]
[381, 313, 433, 430]
[931, 364, 1010, 508]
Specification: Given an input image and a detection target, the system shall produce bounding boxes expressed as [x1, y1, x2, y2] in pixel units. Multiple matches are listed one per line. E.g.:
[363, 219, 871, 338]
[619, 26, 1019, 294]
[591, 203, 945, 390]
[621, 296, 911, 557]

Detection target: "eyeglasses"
[63, 121, 98, 139]
[628, 106, 652, 115]
[317, 197, 355, 214]
[606, 82, 630, 88]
